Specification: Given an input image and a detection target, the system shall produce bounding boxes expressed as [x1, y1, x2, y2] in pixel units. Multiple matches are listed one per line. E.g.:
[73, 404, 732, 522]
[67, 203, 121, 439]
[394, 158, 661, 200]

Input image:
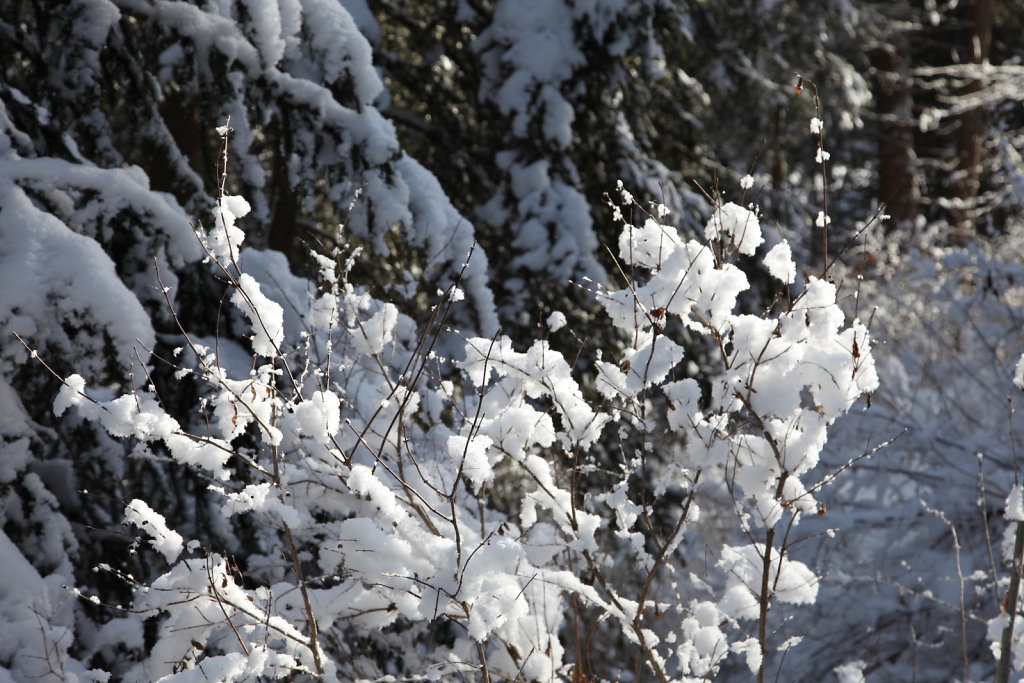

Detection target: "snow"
[595, 334, 685, 399]
[69, 0, 122, 48]
[446, 433, 495, 492]
[129, 554, 315, 680]
[124, 499, 184, 563]
[0, 2, 936, 679]
[732, 637, 762, 676]
[293, 390, 341, 440]
[395, 155, 499, 335]
[155, 652, 247, 682]
[833, 660, 867, 683]
[153, 647, 302, 683]
[238, 0, 287, 67]
[479, 0, 581, 145]
[237, 249, 313, 342]
[301, 0, 382, 103]
[210, 483, 302, 528]
[351, 301, 398, 356]
[546, 310, 567, 331]
[704, 202, 763, 256]
[1006, 484, 1024, 522]
[601, 236, 748, 333]
[618, 217, 681, 269]
[151, 2, 261, 79]
[473, 0, 612, 292]
[55, 374, 233, 479]
[459, 538, 530, 640]
[0, 178, 158, 367]
[663, 378, 702, 431]
[0, 529, 77, 681]
[231, 273, 285, 357]
[461, 335, 610, 449]
[345, 465, 407, 528]
[207, 194, 250, 264]
[763, 239, 796, 284]
[338, 0, 380, 43]
[717, 544, 818, 621]
[0, 436, 30, 484]
[540, 84, 575, 147]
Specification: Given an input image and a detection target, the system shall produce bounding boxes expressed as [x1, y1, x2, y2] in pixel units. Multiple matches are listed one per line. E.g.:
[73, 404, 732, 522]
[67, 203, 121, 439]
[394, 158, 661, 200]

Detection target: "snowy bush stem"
[795, 75, 831, 276]
[592, 185, 877, 680]
[997, 522, 1024, 683]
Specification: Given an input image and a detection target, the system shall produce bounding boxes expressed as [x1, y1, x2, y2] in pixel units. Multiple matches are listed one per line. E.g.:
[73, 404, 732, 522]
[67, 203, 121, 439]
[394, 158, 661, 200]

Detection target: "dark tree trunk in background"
[268, 112, 300, 264]
[870, 34, 919, 235]
[951, 0, 993, 242]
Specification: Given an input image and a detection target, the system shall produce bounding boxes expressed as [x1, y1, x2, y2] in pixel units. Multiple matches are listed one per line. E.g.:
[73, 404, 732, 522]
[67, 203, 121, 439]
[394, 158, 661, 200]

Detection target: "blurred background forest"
[2, 0, 1024, 680]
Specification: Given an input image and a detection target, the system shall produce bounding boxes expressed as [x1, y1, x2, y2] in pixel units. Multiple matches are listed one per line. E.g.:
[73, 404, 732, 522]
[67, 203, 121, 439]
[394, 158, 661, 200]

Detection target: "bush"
[37, 154, 882, 680]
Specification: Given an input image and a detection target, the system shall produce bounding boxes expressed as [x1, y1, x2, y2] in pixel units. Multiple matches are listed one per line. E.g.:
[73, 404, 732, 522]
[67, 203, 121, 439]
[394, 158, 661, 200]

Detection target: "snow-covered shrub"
[44, 171, 876, 680]
[47, 175, 569, 680]
[576, 189, 877, 680]
[784, 222, 1024, 681]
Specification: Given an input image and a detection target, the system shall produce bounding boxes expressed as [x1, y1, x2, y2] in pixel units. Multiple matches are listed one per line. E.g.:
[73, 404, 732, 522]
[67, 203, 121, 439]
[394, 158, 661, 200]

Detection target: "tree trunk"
[268, 111, 300, 263]
[870, 35, 918, 235]
[951, 0, 993, 243]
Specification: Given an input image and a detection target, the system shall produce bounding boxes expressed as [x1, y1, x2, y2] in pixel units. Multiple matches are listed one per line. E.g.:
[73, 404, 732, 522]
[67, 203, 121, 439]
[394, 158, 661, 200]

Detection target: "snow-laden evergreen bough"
[1, 2, 496, 676]
[48, 177, 878, 681]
